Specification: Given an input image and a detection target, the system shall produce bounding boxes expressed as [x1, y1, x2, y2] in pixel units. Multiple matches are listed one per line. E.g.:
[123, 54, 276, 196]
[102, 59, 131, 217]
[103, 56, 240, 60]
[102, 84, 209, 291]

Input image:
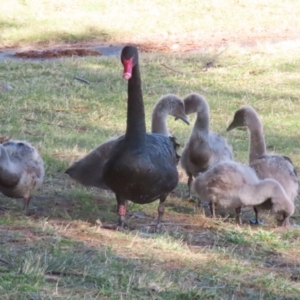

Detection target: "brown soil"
[135, 28, 300, 53]
[14, 48, 102, 58]
[7, 27, 300, 59]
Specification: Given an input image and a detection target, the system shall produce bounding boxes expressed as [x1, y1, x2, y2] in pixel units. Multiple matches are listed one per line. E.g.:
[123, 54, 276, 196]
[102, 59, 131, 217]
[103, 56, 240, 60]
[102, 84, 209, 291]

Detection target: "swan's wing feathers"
[168, 136, 181, 163]
[282, 155, 298, 176]
[66, 136, 118, 189]
[146, 134, 179, 162]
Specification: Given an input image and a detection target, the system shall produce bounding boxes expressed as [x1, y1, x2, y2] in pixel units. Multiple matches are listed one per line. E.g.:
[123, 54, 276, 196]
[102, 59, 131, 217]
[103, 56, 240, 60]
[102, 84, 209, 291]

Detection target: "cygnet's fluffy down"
[0, 140, 44, 210]
[192, 161, 294, 226]
[180, 93, 233, 198]
[227, 105, 298, 224]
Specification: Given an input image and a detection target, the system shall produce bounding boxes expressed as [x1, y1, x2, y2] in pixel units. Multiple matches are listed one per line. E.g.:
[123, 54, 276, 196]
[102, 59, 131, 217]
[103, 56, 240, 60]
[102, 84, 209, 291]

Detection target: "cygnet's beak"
[174, 115, 190, 125]
[226, 121, 235, 132]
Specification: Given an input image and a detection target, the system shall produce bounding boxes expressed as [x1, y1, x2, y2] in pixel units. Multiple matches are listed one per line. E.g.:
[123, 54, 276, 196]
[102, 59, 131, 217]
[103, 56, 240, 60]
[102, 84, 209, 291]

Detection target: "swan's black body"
[103, 46, 179, 228]
[104, 134, 179, 203]
[64, 94, 187, 190]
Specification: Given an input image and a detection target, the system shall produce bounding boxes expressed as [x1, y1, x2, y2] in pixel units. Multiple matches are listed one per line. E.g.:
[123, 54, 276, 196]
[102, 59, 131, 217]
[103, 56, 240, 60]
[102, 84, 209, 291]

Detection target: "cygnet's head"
[183, 93, 209, 115]
[276, 206, 294, 227]
[156, 94, 189, 125]
[275, 196, 295, 227]
[227, 105, 260, 131]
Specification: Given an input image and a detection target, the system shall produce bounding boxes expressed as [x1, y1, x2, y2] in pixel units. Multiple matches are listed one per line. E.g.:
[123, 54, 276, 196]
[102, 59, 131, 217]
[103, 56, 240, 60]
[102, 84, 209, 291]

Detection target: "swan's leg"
[23, 195, 31, 212]
[235, 207, 242, 225]
[116, 194, 127, 229]
[209, 202, 216, 218]
[156, 194, 167, 232]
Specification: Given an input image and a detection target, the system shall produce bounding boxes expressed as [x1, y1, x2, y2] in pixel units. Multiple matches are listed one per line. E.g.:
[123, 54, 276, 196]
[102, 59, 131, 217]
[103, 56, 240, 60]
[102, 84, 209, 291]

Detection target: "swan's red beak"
[122, 57, 134, 80]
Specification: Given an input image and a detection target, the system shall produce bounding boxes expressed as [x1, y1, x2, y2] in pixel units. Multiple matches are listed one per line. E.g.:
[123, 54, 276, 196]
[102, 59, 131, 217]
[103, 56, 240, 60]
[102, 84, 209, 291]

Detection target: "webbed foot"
[250, 219, 265, 225]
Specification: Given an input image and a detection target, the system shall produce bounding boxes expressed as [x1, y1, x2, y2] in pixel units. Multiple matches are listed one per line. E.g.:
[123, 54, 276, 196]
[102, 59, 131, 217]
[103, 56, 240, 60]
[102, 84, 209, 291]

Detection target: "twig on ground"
[160, 61, 217, 78]
[0, 257, 13, 266]
[160, 63, 186, 74]
[24, 118, 65, 128]
[135, 222, 207, 227]
[74, 76, 90, 84]
[202, 46, 229, 71]
[46, 270, 84, 277]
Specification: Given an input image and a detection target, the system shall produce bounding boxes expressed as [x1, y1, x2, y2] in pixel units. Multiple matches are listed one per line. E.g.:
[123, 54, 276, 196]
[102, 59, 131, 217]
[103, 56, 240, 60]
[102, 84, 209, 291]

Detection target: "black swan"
[180, 93, 233, 199]
[192, 160, 294, 226]
[102, 46, 180, 230]
[0, 140, 44, 211]
[65, 94, 189, 190]
[227, 105, 298, 224]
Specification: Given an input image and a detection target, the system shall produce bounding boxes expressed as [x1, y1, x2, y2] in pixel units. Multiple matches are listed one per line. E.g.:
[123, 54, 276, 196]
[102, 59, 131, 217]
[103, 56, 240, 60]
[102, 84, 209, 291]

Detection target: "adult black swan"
[103, 46, 179, 230]
[65, 94, 188, 190]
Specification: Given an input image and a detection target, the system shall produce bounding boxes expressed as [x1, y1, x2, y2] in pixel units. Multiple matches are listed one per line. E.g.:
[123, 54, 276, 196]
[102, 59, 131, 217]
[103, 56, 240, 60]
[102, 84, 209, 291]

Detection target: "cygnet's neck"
[151, 109, 170, 136]
[183, 93, 211, 137]
[259, 179, 293, 215]
[247, 117, 267, 163]
[242, 179, 288, 208]
[193, 103, 210, 135]
[0, 146, 19, 180]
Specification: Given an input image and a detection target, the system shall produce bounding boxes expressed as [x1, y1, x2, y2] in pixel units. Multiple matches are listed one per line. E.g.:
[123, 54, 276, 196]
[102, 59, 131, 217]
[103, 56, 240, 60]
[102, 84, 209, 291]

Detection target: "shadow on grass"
[0, 213, 298, 299]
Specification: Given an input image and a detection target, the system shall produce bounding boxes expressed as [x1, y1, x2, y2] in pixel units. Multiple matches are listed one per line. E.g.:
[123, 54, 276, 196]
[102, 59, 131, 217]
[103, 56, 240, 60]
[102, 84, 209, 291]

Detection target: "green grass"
[1, 42, 300, 299]
[1, 0, 300, 48]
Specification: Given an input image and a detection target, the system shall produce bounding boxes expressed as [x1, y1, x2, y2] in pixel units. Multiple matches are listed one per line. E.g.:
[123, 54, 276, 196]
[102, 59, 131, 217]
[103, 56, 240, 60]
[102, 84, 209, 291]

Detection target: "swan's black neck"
[125, 63, 146, 143]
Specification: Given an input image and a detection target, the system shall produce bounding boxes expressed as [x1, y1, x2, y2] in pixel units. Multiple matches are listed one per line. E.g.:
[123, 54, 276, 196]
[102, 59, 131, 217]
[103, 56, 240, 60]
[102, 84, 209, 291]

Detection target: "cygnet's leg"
[209, 202, 216, 218]
[184, 175, 193, 200]
[253, 207, 259, 224]
[156, 193, 167, 232]
[250, 207, 265, 225]
[116, 194, 127, 230]
[235, 207, 242, 225]
[23, 195, 31, 212]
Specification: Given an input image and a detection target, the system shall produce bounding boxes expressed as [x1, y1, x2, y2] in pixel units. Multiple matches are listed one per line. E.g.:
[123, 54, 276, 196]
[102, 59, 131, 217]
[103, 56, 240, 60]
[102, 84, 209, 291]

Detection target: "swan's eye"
[17, 142, 25, 147]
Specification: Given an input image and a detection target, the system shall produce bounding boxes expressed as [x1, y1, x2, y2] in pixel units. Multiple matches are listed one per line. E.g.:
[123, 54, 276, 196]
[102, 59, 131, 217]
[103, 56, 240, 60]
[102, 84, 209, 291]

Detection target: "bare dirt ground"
[134, 28, 300, 52]
[3, 27, 300, 59]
